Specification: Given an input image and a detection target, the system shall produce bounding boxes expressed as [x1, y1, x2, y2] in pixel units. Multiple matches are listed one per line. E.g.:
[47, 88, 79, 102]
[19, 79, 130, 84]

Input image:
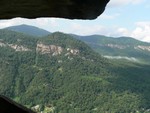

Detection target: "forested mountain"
[73, 35, 150, 63]
[4, 24, 150, 63]
[0, 29, 150, 113]
[4, 24, 51, 37]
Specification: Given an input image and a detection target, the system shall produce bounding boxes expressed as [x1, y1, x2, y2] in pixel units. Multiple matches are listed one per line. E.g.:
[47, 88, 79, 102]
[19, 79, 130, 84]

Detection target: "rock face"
[9, 44, 31, 52]
[0, 0, 110, 19]
[36, 43, 63, 55]
[0, 40, 31, 52]
[36, 43, 80, 56]
[66, 48, 79, 55]
[134, 45, 150, 52]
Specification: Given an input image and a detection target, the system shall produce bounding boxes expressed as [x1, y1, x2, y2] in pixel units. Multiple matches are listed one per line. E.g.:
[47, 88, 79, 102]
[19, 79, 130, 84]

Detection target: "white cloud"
[0, 18, 34, 29]
[131, 22, 150, 42]
[103, 55, 139, 62]
[107, 0, 145, 8]
[0, 18, 59, 32]
[117, 28, 130, 36]
[0, 18, 20, 29]
[106, 21, 150, 42]
[0, 21, 14, 28]
[66, 22, 110, 36]
[35, 18, 58, 27]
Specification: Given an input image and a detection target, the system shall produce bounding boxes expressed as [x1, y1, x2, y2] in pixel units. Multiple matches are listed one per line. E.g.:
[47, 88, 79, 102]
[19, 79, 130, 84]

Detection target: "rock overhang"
[0, 0, 110, 20]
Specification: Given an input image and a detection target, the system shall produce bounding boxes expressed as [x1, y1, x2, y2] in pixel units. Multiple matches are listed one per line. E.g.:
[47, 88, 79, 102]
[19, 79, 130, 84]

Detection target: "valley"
[0, 25, 150, 113]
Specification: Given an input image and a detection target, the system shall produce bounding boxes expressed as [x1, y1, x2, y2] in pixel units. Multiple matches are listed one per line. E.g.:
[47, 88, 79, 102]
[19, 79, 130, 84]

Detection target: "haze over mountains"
[0, 25, 150, 113]
[73, 35, 150, 64]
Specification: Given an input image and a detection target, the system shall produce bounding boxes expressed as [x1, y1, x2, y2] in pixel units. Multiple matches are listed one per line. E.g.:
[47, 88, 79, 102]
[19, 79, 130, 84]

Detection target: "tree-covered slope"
[4, 24, 51, 37]
[0, 30, 150, 113]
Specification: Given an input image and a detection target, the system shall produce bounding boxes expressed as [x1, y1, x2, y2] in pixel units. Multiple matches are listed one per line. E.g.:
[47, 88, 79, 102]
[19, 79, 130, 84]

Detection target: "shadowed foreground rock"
[0, 95, 35, 113]
[0, 0, 110, 19]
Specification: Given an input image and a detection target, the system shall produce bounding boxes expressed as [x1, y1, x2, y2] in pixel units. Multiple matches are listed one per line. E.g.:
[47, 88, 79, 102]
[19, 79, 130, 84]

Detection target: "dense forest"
[0, 29, 150, 113]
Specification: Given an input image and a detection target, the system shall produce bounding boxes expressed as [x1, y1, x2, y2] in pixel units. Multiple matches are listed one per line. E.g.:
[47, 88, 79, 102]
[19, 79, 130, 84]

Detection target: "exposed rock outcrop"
[134, 45, 150, 52]
[0, 0, 110, 19]
[0, 41, 31, 52]
[0, 41, 6, 47]
[36, 43, 80, 57]
[9, 44, 31, 52]
[67, 48, 79, 55]
[36, 43, 63, 55]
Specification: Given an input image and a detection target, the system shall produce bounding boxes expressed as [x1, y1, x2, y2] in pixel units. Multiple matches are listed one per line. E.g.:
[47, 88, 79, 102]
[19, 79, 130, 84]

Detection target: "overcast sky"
[0, 0, 150, 42]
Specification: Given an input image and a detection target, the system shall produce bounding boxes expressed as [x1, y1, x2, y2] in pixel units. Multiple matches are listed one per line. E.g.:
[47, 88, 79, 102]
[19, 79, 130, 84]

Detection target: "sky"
[0, 0, 150, 42]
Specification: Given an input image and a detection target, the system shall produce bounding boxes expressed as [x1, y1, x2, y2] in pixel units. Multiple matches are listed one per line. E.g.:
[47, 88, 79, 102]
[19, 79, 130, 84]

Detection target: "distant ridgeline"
[73, 34, 150, 64]
[0, 26, 150, 113]
[5, 24, 51, 37]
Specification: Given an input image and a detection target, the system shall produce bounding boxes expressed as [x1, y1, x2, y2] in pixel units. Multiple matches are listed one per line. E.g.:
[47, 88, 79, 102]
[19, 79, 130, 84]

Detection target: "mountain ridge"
[3, 24, 150, 63]
[3, 24, 149, 43]
[4, 24, 51, 37]
[72, 34, 150, 63]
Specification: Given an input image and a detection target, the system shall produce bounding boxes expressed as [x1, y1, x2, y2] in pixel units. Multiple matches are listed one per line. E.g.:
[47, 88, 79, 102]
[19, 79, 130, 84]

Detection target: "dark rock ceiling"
[0, 0, 110, 20]
[0, 95, 35, 113]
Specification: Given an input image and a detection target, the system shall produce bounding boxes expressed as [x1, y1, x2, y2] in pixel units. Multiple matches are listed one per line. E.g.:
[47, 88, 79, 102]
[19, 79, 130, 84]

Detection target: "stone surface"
[0, 40, 31, 51]
[0, 0, 110, 19]
[36, 43, 63, 55]
[0, 95, 35, 113]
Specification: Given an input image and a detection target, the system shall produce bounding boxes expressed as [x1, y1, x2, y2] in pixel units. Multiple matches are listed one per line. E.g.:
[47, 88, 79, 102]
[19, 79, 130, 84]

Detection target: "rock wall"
[0, 40, 31, 52]
[0, 0, 110, 19]
[36, 43, 63, 55]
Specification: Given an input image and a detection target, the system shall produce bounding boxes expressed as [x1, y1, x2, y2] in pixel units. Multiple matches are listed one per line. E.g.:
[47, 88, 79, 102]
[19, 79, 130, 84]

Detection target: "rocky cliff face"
[36, 43, 80, 56]
[36, 43, 63, 55]
[0, 0, 110, 19]
[66, 48, 80, 55]
[0, 40, 31, 52]
[134, 45, 150, 52]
